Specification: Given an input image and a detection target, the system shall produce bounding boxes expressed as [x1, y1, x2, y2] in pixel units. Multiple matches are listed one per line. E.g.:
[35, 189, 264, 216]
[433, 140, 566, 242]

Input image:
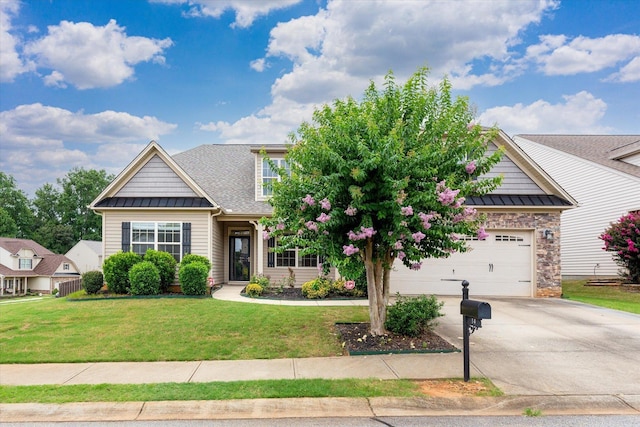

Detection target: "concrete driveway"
[434, 296, 640, 396]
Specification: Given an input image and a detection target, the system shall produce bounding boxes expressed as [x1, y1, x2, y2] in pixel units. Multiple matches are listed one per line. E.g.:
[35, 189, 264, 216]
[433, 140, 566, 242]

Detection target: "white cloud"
[0, 0, 34, 82]
[477, 91, 610, 135]
[152, 0, 301, 28]
[0, 104, 177, 195]
[250, 58, 267, 72]
[24, 19, 173, 89]
[526, 34, 640, 77]
[605, 56, 640, 83]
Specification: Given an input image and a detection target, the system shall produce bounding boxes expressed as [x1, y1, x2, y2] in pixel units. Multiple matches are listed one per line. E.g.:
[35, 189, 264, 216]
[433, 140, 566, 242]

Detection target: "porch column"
[252, 222, 265, 275]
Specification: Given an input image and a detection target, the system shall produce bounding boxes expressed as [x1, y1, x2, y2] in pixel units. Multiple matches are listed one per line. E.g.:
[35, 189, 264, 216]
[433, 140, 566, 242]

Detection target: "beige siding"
[484, 143, 544, 195]
[211, 217, 224, 284]
[260, 242, 332, 286]
[116, 155, 197, 197]
[103, 210, 210, 259]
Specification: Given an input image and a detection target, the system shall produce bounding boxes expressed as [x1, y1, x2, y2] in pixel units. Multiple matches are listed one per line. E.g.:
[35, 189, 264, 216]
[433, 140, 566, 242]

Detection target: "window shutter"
[267, 237, 275, 268]
[121, 222, 130, 252]
[182, 222, 191, 256]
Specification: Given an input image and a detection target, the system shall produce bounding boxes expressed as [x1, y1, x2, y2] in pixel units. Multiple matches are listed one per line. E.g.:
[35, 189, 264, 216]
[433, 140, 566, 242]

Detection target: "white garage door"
[390, 230, 533, 297]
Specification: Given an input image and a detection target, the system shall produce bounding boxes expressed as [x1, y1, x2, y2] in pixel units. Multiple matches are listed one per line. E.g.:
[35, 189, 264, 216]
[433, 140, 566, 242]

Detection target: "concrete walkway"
[2, 285, 640, 422]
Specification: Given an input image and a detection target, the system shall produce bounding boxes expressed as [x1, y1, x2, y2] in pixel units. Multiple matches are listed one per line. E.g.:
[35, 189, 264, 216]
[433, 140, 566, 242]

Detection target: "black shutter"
[182, 222, 191, 256]
[267, 237, 275, 268]
[121, 222, 130, 252]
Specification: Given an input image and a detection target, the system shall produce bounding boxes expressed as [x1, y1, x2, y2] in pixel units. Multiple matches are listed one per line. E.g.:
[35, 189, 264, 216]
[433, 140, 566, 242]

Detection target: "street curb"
[2, 395, 639, 422]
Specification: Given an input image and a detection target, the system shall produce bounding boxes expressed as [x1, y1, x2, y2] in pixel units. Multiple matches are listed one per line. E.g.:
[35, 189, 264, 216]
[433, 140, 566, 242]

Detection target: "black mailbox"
[460, 299, 492, 320]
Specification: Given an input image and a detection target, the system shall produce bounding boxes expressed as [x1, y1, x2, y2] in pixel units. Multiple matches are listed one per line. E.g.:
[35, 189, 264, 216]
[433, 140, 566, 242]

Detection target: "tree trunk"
[364, 240, 392, 336]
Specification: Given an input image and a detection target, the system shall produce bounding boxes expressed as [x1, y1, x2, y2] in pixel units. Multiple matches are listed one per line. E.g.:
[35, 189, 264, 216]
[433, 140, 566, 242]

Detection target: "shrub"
[301, 278, 331, 299]
[385, 294, 444, 337]
[103, 251, 142, 294]
[179, 262, 209, 295]
[180, 254, 211, 272]
[144, 249, 177, 292]
[82, 270, 104, 295]
[600, 211, 640, 283]
[245, 283, 263, 297]
[129, 261, 161, 296]
[250, 274, 270, 288]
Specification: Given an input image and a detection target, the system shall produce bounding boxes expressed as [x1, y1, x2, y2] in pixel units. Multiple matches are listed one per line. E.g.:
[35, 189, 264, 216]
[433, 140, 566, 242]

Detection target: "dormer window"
[261, 158, 289, 197]
[19, 258, 32, 270]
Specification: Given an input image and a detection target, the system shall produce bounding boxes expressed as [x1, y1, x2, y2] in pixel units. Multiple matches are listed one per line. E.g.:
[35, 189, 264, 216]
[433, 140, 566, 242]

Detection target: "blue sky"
[1, 0, 639, 197]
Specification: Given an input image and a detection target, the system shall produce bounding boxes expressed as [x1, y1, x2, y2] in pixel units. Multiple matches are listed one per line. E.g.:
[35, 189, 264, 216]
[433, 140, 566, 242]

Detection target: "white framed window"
[63, 263, 70, 270]
[261, 158, 289, 197]
[131, 222, 182, 261]
[274, 240, 319, 268]
[19, 258, 32, 270]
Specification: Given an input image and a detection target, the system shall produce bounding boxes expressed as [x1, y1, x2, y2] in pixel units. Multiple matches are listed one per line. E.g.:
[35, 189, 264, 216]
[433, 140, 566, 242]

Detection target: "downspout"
[249, 220, 265, 275]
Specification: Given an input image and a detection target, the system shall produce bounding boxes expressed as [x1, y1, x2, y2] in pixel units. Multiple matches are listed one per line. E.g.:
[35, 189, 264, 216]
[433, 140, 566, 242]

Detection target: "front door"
[229, 233, 251, 282]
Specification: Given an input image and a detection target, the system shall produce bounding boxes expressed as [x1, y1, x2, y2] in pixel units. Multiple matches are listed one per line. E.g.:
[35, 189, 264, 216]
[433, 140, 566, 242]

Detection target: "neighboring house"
[513, 135, 640, 279]
[90, 132, 576, 298]
[65, 240, 104, 273]
[0, 237, 81, 295]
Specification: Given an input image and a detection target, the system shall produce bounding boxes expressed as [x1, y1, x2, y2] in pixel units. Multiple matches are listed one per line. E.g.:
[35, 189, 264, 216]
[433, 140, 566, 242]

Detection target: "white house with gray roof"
[65, 240, 103, 273]
[514, 135, 640, 279]
[90, 132, 576, 297]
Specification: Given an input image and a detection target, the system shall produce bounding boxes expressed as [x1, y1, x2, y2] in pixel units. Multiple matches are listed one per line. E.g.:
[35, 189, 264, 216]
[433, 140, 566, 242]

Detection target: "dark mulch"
[244, 286, 366, 301]
[335, 322, 458, 355]
[248, 287, 458, 355]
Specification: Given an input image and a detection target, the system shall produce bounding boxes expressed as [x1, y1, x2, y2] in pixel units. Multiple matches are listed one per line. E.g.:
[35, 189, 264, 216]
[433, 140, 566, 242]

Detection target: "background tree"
[0, 208, 19, 237]
[32, 183, 74, 253]
[262, 68, 502, 335]
[0, 172, 34, 238]
[57, 168, 114, 245]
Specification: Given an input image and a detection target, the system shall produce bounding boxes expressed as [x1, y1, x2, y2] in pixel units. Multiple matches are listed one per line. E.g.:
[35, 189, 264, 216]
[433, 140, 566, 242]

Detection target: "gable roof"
[90, 141, 219, 211]
[515, 134, 640, 179]
[0, 237, 77, 277]
[0, 237, 53, 256]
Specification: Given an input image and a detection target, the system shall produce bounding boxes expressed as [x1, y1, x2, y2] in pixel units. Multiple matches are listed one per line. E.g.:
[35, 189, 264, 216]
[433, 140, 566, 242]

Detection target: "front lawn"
[562, 280, 640, 314]
[0, 297, 368, 364]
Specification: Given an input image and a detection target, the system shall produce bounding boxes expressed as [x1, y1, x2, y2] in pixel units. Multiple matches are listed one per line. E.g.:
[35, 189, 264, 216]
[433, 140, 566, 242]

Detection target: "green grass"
[562, 280, 640, 314]
[0, 379, 422, 403]
[0, 297, 368, 363]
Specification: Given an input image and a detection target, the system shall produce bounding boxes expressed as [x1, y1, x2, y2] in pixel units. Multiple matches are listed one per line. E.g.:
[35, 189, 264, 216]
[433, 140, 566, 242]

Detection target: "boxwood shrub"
[385, 294, 444, 337]
[103, 251, 142, 294]
[82, 270, 104, 295]
[179, 262, 209, 295]
[180, 254, 211, 272]
[144, 249, 177, 292]
[129, 261, 161, 296]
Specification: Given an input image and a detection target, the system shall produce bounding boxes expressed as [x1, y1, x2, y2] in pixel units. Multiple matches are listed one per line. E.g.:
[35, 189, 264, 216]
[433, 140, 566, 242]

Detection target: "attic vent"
[495, 235, 524, 242]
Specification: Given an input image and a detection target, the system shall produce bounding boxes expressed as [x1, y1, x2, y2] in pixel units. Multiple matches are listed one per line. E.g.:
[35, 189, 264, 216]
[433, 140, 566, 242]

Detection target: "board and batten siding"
[116, 155, 197, 197]
[483, 143, 545, 195]
[103, 211, 210, 259]
[515, 136, 640, 277]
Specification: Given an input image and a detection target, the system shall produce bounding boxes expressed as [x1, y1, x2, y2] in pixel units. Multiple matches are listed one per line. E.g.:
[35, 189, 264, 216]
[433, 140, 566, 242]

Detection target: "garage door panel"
[390, 230, 532, 297]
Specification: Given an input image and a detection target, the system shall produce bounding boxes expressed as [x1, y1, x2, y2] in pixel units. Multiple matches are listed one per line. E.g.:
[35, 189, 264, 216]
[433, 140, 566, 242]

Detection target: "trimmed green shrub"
[245, 283, 263, 297]
[250, 274, 270, 288]
[180, 254, 211, 272]
[144, 249, 177, 292]
[179, 262, 209, 295]
[129, 261, 161, 296]
[301, 278, 331, 299]
[82, 270, 104, 295]
[385, 294, 444, 337]
[103, 251, 142, 294]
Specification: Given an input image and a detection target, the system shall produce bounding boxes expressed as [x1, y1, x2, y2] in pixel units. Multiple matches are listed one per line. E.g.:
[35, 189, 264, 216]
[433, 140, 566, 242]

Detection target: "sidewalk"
[1, 286, 639, 422]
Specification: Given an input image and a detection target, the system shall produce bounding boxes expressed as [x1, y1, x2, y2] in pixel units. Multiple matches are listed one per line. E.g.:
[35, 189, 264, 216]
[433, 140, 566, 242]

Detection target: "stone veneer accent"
[482, 211, 562, 298]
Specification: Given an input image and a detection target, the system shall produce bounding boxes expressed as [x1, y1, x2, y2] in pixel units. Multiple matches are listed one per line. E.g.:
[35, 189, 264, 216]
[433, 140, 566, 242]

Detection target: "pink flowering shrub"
[600, 211, 640, 282]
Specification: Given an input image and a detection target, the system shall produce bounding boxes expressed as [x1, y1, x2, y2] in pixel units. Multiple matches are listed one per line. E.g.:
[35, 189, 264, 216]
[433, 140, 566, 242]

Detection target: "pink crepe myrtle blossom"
[345, 280, 355, 290]
[397, 251, 406, 260]
[276, 223, 285, 230]
[305, 221, 318, 232]
[438, 187, 460, 206]
[348, 226, 377, 241]
[302, 194, 315, 206]
[412, 231, 426, 243]
[401, 206, 413, 216]
[418, 212, 434, 230]
[320, 198, 331, 210]
[343, 244, 360, 256]
[344, 206, 357, 216]
[316, 212, 331, 223]
[465, 161, 476, 174]
[453, 197, 465, 208]
[262, 231, 270, 240]
[477, 227, 489, 241]
[410, 262, 422, 271]
[394, 240, 404, 250]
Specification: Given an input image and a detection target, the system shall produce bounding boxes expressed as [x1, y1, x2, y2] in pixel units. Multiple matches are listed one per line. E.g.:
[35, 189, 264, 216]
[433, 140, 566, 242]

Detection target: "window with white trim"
[261, 158, 289, 197]
[274, 240, 319, 268]
[19, 258, 32, 270]
[131, 222, 182, 261]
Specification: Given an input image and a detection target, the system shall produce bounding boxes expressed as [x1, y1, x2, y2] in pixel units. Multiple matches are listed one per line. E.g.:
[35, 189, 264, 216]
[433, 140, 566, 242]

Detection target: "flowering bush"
[302, 278, 331, 299]
[600, 211, 640, 283]
[245, 283, 264, 298]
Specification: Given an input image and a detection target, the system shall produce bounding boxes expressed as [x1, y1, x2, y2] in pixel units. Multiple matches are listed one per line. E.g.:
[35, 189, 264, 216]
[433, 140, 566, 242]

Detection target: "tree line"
[0, 168, 114, 254]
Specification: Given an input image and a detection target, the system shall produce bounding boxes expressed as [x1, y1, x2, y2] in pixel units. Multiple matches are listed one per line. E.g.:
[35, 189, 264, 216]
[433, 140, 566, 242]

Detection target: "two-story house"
[0, 238, 81, 296]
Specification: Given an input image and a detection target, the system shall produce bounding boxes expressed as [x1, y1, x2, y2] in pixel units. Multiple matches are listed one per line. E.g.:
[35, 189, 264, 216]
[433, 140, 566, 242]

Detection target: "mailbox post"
[460, 280, 491, 382]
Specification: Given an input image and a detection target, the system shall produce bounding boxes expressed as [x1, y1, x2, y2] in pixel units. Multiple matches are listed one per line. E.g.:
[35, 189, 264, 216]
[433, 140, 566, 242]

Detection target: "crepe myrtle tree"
[261, 68, 503, 336]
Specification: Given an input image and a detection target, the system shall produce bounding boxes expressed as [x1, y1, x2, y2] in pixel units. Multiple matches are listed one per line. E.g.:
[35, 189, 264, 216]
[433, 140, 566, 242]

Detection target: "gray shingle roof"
[172, 144, 273, 215]
[515, 135, 640, 178]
